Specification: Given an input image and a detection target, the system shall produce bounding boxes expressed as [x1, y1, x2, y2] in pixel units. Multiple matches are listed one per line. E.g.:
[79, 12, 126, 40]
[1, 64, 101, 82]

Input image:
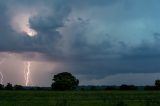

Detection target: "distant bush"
[144, 86, 156, 90]
[119, 85, 137, 90]
[90, 86, 97, 91]
[14, 85, 24, 90]
[105, 86, 117, 90]
[5, 83, 13, 90]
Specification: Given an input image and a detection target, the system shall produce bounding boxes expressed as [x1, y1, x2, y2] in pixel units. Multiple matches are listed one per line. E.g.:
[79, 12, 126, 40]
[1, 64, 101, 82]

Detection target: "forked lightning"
[24, 61, 32, 86]
[0, 59, 5, 84]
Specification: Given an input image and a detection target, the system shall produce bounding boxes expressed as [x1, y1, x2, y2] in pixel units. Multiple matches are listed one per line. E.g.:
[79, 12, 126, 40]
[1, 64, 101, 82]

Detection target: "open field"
[0, 91, 160, 106]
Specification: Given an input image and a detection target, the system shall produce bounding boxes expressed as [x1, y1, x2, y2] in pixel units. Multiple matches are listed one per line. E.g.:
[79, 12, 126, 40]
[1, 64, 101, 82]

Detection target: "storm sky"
[0, 0, 160, 86]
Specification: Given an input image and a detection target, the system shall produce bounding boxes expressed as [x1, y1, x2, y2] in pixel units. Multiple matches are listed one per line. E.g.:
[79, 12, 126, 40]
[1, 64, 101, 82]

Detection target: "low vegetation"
[0, 91, 160, 106]
[0, 72, 160, 106]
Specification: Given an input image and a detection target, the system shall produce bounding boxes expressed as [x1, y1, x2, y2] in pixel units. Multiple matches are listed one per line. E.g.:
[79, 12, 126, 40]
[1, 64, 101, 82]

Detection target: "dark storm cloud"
[1, 0, 160, 83]
[0, 0, 71, 57]
[0, 0, 124, 56]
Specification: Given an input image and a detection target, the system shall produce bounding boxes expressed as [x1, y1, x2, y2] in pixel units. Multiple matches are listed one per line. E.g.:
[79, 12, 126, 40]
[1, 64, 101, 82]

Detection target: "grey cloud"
[0, 0, 71, 57]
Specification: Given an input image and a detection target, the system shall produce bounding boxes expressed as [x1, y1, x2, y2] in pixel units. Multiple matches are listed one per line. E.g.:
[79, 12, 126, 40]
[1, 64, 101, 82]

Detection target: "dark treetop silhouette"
[52, 72, 79, 91]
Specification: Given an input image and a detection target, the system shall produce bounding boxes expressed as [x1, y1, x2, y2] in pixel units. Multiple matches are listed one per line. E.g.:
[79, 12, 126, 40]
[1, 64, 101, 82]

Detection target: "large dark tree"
[52, 72, 79, 91]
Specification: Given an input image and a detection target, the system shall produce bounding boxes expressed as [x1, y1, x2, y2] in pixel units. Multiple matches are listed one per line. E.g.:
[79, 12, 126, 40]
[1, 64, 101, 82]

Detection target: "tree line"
[0, 72, 160, 91]
[0, 72, 79, 91]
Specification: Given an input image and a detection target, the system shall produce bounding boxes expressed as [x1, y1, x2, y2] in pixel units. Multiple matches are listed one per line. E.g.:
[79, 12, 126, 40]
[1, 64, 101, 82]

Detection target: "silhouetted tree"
[154, 80, 160, 90]
[52, 72, 79, 91]
[5, 83, 13, 90]
[14, 85, 24, 90]
[0, 84, 4, 90]
[155, 80, 160, 87]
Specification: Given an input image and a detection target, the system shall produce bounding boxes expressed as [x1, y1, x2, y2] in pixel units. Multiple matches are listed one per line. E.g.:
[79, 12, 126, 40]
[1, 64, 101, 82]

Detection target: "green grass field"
[0, 91, 160, 106]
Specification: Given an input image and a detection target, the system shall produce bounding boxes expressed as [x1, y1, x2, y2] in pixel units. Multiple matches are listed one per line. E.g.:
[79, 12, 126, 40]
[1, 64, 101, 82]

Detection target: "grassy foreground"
[0, 91, 160, 106]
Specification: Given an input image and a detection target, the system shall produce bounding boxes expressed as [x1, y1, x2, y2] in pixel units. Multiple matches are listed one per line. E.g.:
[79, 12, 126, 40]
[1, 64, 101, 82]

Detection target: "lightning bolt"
[0, 59, 5, 84]
[24, 61, 33, 86]
[23, 62, 27, 85]
[0, 72, 3, 84]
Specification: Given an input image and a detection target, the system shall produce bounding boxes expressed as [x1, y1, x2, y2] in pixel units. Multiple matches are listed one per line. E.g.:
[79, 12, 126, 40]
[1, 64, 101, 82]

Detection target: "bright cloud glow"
[11, 12, 37, 37]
